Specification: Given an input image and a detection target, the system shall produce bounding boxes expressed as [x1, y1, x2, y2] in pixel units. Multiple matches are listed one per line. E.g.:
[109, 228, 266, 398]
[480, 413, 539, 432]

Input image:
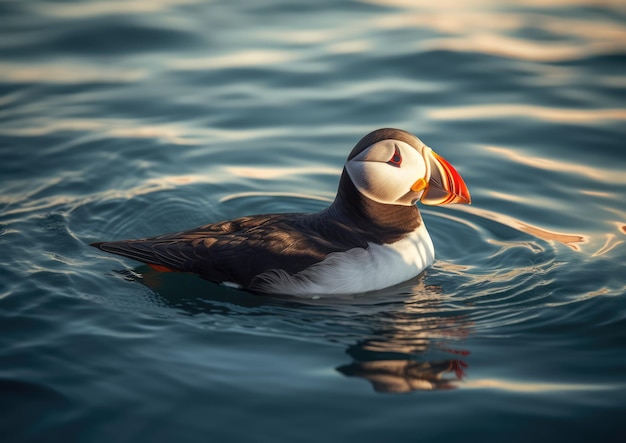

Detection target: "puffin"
[92, 128, 470, 295]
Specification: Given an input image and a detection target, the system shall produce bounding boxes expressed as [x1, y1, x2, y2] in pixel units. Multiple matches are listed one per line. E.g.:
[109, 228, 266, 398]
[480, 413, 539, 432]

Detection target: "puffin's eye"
[387, 145, 402, 167]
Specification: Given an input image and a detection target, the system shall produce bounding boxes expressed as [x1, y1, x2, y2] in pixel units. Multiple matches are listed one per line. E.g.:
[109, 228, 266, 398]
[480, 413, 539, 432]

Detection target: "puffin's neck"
[326, 170, 422, 244]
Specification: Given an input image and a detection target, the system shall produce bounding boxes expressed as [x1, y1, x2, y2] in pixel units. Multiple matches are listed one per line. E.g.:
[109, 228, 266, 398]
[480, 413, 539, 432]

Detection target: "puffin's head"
[344, 128, 471, 207]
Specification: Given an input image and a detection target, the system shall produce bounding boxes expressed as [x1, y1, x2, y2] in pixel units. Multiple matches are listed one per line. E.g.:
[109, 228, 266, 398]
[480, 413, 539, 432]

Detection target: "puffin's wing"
[91, 238, 196, 272]
[91, 215, 275, 281]
[90, 214, 340, 286]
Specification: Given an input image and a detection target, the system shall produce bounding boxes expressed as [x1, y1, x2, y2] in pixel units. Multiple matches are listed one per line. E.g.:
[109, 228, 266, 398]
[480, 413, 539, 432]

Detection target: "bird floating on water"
[92, 128, 470, 296]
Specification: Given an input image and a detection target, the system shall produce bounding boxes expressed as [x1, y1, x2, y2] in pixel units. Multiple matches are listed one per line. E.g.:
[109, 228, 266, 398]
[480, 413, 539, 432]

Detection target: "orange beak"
[420, 150, 471, 205]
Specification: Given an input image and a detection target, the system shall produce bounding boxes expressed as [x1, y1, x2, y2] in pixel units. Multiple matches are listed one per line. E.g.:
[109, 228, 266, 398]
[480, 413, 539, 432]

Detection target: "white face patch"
[345, 139, 429, 206]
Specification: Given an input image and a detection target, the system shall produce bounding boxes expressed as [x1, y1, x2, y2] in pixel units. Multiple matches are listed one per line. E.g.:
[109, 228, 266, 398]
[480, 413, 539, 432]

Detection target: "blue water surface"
[1, 0, 625, 441]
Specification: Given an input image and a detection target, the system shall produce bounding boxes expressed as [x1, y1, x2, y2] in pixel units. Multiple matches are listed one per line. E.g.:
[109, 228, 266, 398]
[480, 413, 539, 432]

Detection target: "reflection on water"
[428, 105, 626, 124]
[591, 233, 624, 258]
[367, 0, 626, 62]
[224, 166, 342, 180]
[336, 285, 471, 393]
[483, 146, 625, 183]
[457, 206, 587, 251]
[127, 267, 471, 393]
[338, 359, 466, 392]
[36, 0, 198, 17]
[2, 0, 626, 438]
[0, 62, 147, 83]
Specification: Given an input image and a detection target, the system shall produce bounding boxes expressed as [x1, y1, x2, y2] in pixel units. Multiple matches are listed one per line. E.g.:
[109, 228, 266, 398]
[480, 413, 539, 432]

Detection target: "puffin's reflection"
[338, 359, 467, 392]
[124, 267, 472, 393]
[333, 286, 471, 393]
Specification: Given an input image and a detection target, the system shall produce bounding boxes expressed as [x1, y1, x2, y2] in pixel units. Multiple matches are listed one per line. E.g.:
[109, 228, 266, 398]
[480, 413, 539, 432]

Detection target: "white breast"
[250, 223, 435, 296]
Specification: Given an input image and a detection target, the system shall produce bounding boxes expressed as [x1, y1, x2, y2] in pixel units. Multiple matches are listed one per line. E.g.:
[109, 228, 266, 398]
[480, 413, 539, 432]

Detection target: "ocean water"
[1, 0, 625, 441]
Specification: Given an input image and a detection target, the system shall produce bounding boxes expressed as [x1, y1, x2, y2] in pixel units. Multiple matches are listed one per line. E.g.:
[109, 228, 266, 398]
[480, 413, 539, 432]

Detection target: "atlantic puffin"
[92, 128, 470, 295]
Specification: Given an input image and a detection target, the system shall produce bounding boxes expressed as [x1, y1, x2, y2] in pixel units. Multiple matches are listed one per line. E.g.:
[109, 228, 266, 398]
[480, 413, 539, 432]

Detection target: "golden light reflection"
[0, 63, 147, 84]
[368, 2, 626, 62]
[580, 190, 613, 198]
[487, 190, 528, 204]
[363, 0, 625, 7]
[515, 0, 625, 7]
[261, 29, 330, 45]
[456, 206, 587, 251]
[482, 145, 625, 184]
[591, 233, 624, 257]
[0, 118, 283, 145]
[587, 287, 611, 297]
[37, 0, 199, 18]
[517, 222, 585, 251]
[219, 191, 333, 204]
[374, 10, 523, 34]
[603, 207, 626, 223]
[428, 105, 626, 124]
[169, 50, 296, 70]
[0, 119, 203, 146]
[425, 30, 625, 62]
[97, 174, 227, 201]
[463, 378, 610, 392]
[327, 40, 372, 54]
[2, 174, 221, 217]
[425, 34, 590, 62]
[224, 166, 341, 180]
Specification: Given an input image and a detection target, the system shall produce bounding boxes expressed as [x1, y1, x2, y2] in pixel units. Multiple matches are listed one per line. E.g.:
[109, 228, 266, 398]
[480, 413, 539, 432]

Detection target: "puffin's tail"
[90, 240, 186, 272]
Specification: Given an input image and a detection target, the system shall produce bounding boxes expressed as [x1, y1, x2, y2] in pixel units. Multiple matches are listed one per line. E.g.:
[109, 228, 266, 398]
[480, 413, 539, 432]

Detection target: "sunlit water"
[1, 0, 625, 441]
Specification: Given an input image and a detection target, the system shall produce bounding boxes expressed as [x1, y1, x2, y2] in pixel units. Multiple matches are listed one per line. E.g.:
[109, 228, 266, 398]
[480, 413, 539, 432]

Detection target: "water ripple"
[1, 0, 625, 438]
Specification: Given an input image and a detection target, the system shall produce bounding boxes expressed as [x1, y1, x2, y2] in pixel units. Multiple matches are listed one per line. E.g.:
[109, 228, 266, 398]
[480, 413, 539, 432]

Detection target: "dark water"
[1, 0, 626, 441]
